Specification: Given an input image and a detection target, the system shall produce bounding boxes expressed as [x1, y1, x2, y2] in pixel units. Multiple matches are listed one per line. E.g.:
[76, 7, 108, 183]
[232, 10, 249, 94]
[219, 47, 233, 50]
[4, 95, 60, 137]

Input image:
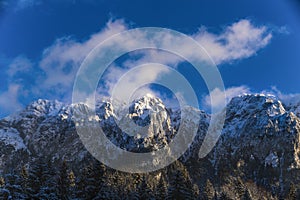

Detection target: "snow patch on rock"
[265, 152, 279, 168]
[0, 128, 26, 150]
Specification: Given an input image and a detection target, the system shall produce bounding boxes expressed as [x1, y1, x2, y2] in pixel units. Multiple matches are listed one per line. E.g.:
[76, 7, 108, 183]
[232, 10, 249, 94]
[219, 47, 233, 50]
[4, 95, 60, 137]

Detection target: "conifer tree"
[138, 175, 154, 200]
[242, 189, 252, 200]
[19, 165, 29, 197]
[192, 184, 200, 199]
[287, 183, 297, 200]
[167, 169, 193, 200]
[156, 176, 167, 200]
[57, 160, 69, 200]
[204, 179, 214, 200]
[219, 192, 230, 200]
[40, 159, 58, 199]
[77, 161, 107, 199]
[27, 159, 46, 198]
[0, 177, 5, 187]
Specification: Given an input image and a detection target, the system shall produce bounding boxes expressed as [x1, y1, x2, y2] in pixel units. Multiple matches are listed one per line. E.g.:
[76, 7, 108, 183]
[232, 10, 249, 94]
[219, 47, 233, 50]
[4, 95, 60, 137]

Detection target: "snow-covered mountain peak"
[126, 95, 168, 127]
[227, 93, 286, 119]
[129, 94, 165, 113]
[26, 99, 64, 117]
[96, 101, 115, 120]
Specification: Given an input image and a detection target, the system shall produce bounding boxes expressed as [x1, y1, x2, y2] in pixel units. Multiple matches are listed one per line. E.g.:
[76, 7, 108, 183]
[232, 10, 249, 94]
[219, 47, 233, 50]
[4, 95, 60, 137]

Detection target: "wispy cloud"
[202, 86, 251, 111]
[38, 18, 275, 94]
[193, 19, 272, 65]
[100, 63, 171, 102]
[0, 1, 9, 9]
[0, 18, 281, 116]
[0, 0, 42, 11]
[39, 19, 127, 90]
[7, 56, 33, 77]
[90, 19, 274, 107]
[0, 84, 23, 116]
[0, 19, 126, 117]
[33, 19, 127, 102]
[264, 86, 300, 106]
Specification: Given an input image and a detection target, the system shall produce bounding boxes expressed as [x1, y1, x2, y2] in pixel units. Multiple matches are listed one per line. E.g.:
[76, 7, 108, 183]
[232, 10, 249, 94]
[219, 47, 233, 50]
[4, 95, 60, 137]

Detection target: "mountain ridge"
[1, 93, 300, 199]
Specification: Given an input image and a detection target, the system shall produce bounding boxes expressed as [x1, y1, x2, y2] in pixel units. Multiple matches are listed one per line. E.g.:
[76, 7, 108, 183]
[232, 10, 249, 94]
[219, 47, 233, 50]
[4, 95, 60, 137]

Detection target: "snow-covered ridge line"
[0, 93, 300, 176]
[2, 93, 300, 129]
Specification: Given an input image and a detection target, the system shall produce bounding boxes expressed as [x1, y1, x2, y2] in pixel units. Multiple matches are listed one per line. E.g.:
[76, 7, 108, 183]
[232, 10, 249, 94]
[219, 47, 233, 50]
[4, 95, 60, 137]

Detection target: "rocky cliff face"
[214, 94, 300, 169]
[1, 94, 300, 199]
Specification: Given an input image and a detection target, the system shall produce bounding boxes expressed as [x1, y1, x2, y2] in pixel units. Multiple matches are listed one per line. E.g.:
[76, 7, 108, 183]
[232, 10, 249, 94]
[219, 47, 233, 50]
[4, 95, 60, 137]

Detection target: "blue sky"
[0, 0, 300, 117]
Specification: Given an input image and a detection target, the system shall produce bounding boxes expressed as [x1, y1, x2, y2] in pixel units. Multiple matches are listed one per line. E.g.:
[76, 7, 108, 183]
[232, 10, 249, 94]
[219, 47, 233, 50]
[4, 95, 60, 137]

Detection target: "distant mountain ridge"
[0, 93, 300, 199]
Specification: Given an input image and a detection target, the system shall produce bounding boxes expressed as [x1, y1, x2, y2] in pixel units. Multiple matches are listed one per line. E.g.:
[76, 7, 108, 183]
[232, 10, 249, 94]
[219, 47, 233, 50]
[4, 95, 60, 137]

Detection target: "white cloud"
[39, 19, 127, 90]
[15, 0, 41, 10]
[203, 86, 251, 111]
[264, 86, 300, 106]
[39, 19, 273, 98]
[123, 50, 182, 68]
[193, 19, 272, 64]
[0, 84, 23, 115]
[90, 19, 273, 107]
[276, 26, 290, 35]
[279, 93, 300, 106]
[101, 63, 171, 103]
[0, 20, 127, 117]
[7, 56, 33, 77]
[1, 18, 279, 117]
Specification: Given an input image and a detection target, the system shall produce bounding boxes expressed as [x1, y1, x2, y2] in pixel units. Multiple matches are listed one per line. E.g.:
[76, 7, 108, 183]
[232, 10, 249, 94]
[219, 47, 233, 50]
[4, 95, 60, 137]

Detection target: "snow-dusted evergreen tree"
[75, 170, 86, 199]
[166, 162, 194, 200]
[5, 173, 25, 199]
[39, 159, 58, 199]
[242, 189, 252, 200]
[57, 160, 69, 200]
[27, 158, 48, 198]
[125, 189, 140, 200]
[192, 183, 200, 199]
[20, 165, 28, 189]
[0, 177, 4, 187]
[156, 176, 167, 199]
[219, 192, 230, 200]
[235, 179, 245, 199]
[0, 176, 11, 199]
[84, 163, 99, 199]
[97, 182, 120, 200]
[287, 183, 297, 200]
[76, 160, 107, 199]
[95, 163, 121, 200]
[125, 174, 143, 200]
[67, 170, 76, 198]
[204, 179, 214, 200]
[138, 175, 155, 200]
[0, 187, 11, 200]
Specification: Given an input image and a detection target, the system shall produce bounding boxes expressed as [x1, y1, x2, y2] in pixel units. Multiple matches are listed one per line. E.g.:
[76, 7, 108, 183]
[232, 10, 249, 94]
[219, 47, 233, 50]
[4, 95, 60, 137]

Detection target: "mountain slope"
[0, 94, 300, 199]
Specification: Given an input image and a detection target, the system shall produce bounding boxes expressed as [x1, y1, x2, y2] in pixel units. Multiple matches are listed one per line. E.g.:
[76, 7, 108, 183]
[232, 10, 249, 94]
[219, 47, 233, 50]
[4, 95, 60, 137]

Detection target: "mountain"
[211, 94, 300, 198]
[214, 94, 300, 170]
[0, 94, 300, 199]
